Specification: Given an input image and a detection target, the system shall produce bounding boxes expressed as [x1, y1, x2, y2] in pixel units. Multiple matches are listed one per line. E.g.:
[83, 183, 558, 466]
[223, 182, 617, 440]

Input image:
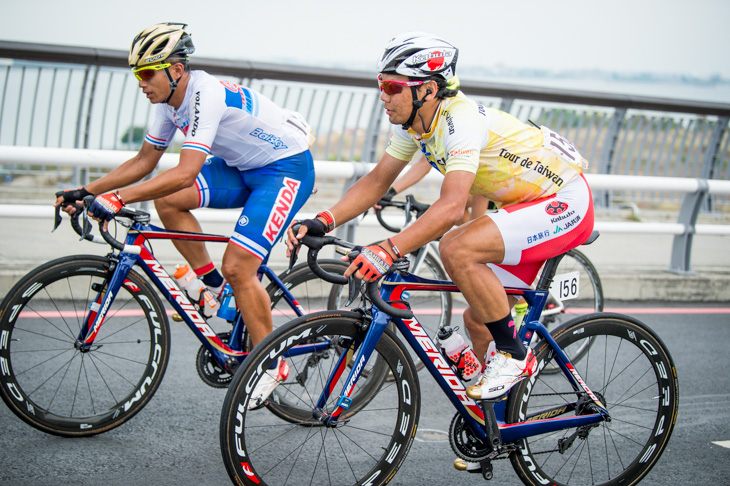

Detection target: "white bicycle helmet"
[128, 22, 195, 69]
[377, 32, 458, 81]
[377, 32, 459, 129]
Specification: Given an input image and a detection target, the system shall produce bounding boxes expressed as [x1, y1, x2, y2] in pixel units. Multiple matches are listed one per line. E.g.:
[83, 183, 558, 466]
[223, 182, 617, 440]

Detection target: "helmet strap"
[401, 86, 432, 132]
[162, 67, 183, 105]
[401, 86, 428, 130]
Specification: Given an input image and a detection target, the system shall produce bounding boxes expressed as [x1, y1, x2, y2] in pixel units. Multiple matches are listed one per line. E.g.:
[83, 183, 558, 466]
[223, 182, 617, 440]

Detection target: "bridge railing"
[0, 146, 728, 274]
[1, 40, 730, 212]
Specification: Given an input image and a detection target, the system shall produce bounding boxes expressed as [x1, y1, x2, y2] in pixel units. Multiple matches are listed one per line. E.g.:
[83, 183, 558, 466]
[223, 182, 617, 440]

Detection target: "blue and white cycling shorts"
[194, 151, 315, 262]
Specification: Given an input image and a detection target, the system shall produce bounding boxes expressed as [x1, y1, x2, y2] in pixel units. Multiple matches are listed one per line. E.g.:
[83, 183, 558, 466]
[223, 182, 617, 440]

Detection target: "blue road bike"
[219, 229, 678, 486]
[0, 203, 389, 437]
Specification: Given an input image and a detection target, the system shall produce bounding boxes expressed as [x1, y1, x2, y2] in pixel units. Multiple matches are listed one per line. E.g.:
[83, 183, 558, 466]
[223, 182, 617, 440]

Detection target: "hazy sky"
[1, 0, 728, 78]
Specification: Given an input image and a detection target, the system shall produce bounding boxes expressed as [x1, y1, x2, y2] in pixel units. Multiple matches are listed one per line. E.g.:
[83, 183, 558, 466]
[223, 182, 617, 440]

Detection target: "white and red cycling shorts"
[486, 174, 594, 288]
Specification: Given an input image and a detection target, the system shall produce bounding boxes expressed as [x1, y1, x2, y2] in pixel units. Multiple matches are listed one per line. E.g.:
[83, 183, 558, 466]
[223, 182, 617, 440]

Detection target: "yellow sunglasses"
[132, 63, 171, 82]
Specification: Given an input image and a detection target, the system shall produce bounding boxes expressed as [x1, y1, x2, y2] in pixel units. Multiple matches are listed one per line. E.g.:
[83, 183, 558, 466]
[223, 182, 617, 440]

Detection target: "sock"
[484, 314, 527, 360]
[194, 263, 224, 289]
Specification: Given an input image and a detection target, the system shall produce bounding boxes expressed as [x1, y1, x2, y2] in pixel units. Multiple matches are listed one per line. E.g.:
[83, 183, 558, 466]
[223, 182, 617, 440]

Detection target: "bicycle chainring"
[449, 413, 492, 461]
[196, 332, 233, 388]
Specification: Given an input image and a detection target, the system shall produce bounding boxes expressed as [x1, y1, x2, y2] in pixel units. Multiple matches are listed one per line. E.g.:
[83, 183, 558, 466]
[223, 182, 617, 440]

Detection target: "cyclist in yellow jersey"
[287, 33, 595, 453]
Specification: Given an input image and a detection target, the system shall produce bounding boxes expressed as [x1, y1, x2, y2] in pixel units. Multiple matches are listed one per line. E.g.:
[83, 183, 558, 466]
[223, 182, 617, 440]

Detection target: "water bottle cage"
[441, 347, 465, 379]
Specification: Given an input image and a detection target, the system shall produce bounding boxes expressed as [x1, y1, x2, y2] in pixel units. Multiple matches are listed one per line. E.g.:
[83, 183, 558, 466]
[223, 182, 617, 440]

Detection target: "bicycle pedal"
[453, 458, 481, 473]
[171, 312, 183, 322]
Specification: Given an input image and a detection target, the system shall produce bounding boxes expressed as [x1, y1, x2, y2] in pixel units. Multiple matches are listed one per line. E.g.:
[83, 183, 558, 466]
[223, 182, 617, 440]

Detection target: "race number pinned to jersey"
[541, 126, 588, 170]
[549, 271, 580, 301]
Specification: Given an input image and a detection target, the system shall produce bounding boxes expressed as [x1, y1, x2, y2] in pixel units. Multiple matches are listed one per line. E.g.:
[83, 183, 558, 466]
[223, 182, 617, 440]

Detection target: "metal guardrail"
[1, 146, 728, 274]
[1, 40, 730, 212]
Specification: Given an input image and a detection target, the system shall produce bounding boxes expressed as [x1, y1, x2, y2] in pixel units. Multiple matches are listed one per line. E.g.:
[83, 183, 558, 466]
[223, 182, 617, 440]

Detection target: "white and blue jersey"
[144, 70, 315, 262]
[145, 70, 313, 168]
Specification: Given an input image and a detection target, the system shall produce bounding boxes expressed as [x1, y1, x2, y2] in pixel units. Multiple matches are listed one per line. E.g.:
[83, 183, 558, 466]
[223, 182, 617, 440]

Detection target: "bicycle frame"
[75, 221, 323, 369]
[317, 271, 609, 444]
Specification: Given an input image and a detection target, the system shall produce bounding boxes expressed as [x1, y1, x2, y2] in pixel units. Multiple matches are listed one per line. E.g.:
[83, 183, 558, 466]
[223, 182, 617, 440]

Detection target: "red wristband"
[317, 210, 336, 232]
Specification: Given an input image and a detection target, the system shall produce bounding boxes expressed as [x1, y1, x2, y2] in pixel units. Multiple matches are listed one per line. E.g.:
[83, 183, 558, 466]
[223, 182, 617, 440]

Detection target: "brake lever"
[52, 190, 68, 232]
[52, 200, 86, 234]
[81, 195, 94, 241]
[52, 204, 62, 232]
[287, 241, 300, 273]
[345, 275, 359, 307]
[343, 250, 361, 307]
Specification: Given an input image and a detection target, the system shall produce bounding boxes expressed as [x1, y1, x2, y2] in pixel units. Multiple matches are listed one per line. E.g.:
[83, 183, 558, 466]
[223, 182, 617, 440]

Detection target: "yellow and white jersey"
[385, 92, 589, 208]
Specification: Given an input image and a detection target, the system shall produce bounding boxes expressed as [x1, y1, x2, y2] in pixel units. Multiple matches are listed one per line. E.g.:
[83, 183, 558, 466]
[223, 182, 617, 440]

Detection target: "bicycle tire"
[538, 248, 603, 373]
[220, 311, 420, 486]
[507, 313, 678, 486]
[0, 255, 171, 437]
[264, 260, 389, 423]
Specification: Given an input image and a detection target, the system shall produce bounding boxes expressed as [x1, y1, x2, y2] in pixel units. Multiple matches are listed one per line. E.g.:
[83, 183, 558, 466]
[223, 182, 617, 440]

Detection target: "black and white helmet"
[377, 32, 458, 80]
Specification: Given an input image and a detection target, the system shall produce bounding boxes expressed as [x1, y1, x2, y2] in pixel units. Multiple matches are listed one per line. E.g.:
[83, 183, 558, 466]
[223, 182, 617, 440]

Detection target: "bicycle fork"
[76, 253, 134, 351]
[313, 309, 387, 427]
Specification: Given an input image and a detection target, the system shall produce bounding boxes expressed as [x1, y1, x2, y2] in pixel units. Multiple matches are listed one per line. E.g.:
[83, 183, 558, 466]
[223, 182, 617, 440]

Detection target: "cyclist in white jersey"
[55, 24, 314, 401]
[287, 33, 595, 440]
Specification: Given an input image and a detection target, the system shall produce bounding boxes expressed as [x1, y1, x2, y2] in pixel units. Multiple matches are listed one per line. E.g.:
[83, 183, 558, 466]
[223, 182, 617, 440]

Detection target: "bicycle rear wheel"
[220, 311, 420, 486]
[0, 255, 171, 436]
[507, 313, 678, 486]
[539, 249, 603, 372]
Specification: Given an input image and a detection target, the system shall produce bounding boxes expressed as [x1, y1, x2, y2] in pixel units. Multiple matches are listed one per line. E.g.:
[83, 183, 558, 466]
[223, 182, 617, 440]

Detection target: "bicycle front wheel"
[507, 313, 678, 486]
[220, 311, 420, 486]
[0, 255, 171, 436]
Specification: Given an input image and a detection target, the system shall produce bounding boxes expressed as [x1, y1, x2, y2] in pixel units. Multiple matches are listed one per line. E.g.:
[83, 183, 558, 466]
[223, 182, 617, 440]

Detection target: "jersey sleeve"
[385, 126, 419, 162]
[180, 85, 226, 156]
[145, 104, 176, 148]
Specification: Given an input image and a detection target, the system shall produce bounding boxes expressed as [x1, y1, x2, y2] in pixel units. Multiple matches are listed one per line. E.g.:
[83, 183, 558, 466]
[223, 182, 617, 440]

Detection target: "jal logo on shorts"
[545, 201, 569, 216]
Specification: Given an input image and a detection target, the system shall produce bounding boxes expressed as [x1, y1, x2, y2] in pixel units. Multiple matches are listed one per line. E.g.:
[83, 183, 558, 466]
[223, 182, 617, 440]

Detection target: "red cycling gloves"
[89, 192, 125, 221]
[352, 244, 393, 281]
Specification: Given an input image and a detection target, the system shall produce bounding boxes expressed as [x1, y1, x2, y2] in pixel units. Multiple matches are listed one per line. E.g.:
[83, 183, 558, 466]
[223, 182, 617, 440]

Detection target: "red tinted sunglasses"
[132, 63, 171, 82]
[377, 74, 425, 96]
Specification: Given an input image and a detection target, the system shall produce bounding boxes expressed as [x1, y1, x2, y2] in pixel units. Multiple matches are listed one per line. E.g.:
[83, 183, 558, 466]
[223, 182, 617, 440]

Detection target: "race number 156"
[550, 271, 580, 301]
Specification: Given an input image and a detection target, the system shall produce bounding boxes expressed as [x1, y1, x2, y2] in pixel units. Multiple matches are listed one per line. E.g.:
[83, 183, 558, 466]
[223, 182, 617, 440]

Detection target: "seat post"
[535, 254, 566, 292]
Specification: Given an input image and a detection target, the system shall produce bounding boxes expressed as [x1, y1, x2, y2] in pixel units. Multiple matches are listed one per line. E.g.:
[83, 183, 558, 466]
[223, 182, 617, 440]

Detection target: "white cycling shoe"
[248, 357, 289, 410]
[466, 348, 537, 400]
